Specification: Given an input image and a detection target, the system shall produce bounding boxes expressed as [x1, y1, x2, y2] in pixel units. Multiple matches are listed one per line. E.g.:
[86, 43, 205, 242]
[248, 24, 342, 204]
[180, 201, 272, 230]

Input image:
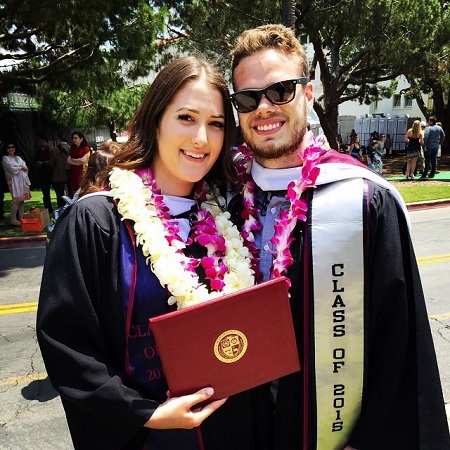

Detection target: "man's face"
[233, 48, 313, 168]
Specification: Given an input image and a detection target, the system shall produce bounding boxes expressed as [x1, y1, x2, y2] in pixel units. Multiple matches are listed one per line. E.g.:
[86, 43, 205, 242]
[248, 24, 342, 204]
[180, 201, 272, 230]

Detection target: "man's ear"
[305, 82, 314, 113]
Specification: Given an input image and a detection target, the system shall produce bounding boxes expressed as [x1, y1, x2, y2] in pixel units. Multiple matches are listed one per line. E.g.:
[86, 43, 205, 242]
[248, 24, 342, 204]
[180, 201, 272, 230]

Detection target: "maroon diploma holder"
[149, 277, 300, 402]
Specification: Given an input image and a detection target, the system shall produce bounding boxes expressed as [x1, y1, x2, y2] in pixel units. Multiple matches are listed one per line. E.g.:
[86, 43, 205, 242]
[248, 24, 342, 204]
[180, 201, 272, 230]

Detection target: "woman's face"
[72, 134, 82, 147]
[153, 77, 225, 196]
[6, 144, 16, 155]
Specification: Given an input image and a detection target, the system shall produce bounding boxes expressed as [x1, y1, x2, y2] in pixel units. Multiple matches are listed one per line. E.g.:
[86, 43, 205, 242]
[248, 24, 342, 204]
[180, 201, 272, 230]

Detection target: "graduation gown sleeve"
[37, 196, 158, 449]
[347, 183, 449, 449]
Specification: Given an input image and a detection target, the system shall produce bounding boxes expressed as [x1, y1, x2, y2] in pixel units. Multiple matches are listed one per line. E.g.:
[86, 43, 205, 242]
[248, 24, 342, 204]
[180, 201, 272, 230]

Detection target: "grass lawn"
[0, 190, 57, 238]
[392, 181, 450, 204]
[1, 180, 450, 239]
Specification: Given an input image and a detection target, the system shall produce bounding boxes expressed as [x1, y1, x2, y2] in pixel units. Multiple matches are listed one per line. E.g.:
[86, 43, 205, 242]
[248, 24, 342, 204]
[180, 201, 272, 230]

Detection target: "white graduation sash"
[311, 178, 365, 449]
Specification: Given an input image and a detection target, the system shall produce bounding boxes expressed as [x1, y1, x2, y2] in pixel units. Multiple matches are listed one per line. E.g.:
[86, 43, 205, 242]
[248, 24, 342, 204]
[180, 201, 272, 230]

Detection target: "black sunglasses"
[230, 77, 309, 113]
[7, 145, 15, 149]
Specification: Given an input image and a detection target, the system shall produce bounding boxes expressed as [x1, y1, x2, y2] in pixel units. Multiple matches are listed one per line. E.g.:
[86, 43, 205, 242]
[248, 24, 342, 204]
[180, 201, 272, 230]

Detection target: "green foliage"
[0, 0, 167, 92]
[2, 0, 449, 148]
[37, 78, 149, 133]
[153, 0, 282, 73]
[156, 0, 448, 148]
[1, 0, 164, 133]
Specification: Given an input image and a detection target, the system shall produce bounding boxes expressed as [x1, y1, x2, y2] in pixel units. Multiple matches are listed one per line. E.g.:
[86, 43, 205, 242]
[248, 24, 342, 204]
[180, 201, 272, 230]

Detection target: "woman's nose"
[192, 125, 207, 146]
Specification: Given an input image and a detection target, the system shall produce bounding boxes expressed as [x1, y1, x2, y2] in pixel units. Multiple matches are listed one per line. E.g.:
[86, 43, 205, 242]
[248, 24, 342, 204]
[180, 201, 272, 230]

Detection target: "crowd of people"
[347, 118, 445, 179]
[35, 23, 449, 450]
[1, 131, 105, 225]
[2, 115, 446, 226]
[347, 129, 391, 176]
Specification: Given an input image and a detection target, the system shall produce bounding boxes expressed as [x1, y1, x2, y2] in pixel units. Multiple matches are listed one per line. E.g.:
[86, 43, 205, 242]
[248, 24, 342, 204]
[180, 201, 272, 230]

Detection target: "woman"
[404, 119, 423, 180]
[1, 143, 31, 226]
[37, 56, 250, 450]
[78, 140, 121, 197]
[67, 130, 91, 197]
[348, 135, 362, 159]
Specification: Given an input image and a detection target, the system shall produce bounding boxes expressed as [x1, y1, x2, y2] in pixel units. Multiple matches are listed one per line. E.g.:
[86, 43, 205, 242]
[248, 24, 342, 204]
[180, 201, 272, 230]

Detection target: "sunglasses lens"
[233, 92, 259, 113]
[266, 80, 296, 104]
[232, 79, 300, 113]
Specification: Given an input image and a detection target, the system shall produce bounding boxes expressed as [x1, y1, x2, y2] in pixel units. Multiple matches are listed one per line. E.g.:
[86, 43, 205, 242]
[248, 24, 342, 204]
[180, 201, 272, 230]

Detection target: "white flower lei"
[109, 168, 255, 309]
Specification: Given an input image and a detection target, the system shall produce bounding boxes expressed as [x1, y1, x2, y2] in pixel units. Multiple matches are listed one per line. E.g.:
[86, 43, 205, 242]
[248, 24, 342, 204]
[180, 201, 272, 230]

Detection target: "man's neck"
[252, 131, 315, 169]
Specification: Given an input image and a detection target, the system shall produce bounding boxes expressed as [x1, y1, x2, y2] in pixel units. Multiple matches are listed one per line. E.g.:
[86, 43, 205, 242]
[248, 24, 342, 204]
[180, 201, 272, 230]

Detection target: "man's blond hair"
[230, 24, 309, 84]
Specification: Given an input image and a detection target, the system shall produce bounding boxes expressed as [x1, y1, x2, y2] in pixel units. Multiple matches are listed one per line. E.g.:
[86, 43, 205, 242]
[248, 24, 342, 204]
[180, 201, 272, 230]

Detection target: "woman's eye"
[210, 121, 225, 129]
[178, 114, 193, 122]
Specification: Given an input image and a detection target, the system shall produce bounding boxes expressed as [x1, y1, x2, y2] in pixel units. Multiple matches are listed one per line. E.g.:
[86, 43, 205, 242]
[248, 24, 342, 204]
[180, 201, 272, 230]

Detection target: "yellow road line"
[0, 372, 48, 386]
[429, 312, 450, 321]
[417, 254, 450, 265]
[0, 255, 449, 316]
[0, 302, 38, 315]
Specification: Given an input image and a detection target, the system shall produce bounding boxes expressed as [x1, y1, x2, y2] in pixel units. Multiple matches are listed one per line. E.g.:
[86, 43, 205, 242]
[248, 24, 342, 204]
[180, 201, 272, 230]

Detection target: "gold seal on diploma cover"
[214, 330, 248, 363]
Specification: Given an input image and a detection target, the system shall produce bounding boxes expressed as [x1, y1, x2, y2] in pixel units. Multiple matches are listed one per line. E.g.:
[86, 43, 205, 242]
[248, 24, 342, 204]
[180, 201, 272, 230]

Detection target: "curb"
[0, 234, 46, 249]
[406, 199, 450, 211]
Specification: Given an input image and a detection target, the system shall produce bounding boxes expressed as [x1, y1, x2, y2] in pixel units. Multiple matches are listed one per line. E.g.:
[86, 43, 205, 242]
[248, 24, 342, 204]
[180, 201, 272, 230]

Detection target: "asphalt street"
[0, 206, 449, 449]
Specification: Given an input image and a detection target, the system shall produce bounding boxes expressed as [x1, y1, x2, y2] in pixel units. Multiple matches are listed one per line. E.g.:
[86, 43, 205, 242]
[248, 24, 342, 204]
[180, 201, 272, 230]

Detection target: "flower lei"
[109, 167, 254, 309]
[234, 138, 326, 282]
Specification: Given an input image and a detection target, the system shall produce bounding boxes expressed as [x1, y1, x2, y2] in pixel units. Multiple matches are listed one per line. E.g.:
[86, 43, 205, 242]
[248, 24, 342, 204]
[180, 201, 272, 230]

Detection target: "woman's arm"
[71, 153, 90, 165]
[67, 155, 86, 166]
[2, 156, 21, 175]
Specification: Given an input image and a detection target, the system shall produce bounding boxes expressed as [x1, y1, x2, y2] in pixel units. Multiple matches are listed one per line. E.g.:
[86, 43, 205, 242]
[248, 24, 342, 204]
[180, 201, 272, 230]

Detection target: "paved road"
[0, 206, 449, 449]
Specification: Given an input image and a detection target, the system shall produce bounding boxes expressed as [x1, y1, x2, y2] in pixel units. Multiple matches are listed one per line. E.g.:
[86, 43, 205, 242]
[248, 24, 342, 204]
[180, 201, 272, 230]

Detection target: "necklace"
[235, 139, 326, 282]
[109, 167, 254, 309]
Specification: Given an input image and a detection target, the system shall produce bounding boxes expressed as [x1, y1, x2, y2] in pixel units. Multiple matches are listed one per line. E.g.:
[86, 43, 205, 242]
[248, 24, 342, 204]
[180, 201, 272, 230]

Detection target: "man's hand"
[145, 387, 227, 430]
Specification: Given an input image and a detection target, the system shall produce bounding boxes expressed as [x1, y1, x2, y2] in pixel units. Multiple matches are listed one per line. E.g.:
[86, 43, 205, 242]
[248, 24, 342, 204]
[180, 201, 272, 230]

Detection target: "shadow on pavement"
[21, 376, 59, 402]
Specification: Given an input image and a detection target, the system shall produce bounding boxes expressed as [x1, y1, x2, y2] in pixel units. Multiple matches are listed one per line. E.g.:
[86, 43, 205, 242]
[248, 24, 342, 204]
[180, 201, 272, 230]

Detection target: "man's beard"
[241, 113, 308, 162]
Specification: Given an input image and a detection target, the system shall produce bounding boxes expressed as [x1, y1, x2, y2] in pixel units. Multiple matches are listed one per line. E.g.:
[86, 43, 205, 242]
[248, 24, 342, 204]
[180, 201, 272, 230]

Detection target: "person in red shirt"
[67, 131, 91, 197]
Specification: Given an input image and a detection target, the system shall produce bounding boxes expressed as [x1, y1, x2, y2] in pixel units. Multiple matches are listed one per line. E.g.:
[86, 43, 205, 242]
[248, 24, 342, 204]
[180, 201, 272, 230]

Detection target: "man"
[422, 116, 445, 179]
[202, 24, 449, 449]
[49, 135, 70, 208]
[35, 133, 55, 213]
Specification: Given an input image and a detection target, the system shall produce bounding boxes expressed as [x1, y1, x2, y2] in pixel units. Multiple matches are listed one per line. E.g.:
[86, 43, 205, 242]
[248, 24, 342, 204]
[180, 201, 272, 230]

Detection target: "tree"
[0, 0, 167, 94]
[395, 1, 450, 152]
[36, 59, 149, 140]
[157, 0, 443, 150]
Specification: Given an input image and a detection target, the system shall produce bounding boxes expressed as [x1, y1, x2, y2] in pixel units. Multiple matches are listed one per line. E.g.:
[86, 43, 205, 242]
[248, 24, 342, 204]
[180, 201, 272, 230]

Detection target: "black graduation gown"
[201, 174, 449, 449]
[37, 196, 201, 450]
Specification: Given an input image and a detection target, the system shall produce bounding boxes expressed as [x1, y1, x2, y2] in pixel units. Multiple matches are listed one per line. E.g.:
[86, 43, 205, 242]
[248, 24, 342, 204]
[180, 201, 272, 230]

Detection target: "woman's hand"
[145, 387, 227, 430]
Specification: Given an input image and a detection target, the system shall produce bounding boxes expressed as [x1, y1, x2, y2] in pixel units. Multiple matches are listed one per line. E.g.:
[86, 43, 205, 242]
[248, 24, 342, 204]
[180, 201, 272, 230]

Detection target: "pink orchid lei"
[234, 139, 326, 282]
[109, 167, 254, 309]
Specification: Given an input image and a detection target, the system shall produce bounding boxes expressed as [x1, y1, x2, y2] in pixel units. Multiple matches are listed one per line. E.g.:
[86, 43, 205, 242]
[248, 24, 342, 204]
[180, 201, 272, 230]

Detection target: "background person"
[201, 23, 450, 450]
[404, 119, 423, 180]
[436, 121, 443, 174]
[348, 135, 362, 159]
[78, 140, 121, 197]
[67, 131, 91, 197]
[49, 135, 70, 207]
[37, 56, 239, 450]
[422, 115, 445, 179]
[0, 153, 8, 220]
[35, 133, 54, 213]
[1, 143, 31, 226]
[384, 133, 392, 156]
